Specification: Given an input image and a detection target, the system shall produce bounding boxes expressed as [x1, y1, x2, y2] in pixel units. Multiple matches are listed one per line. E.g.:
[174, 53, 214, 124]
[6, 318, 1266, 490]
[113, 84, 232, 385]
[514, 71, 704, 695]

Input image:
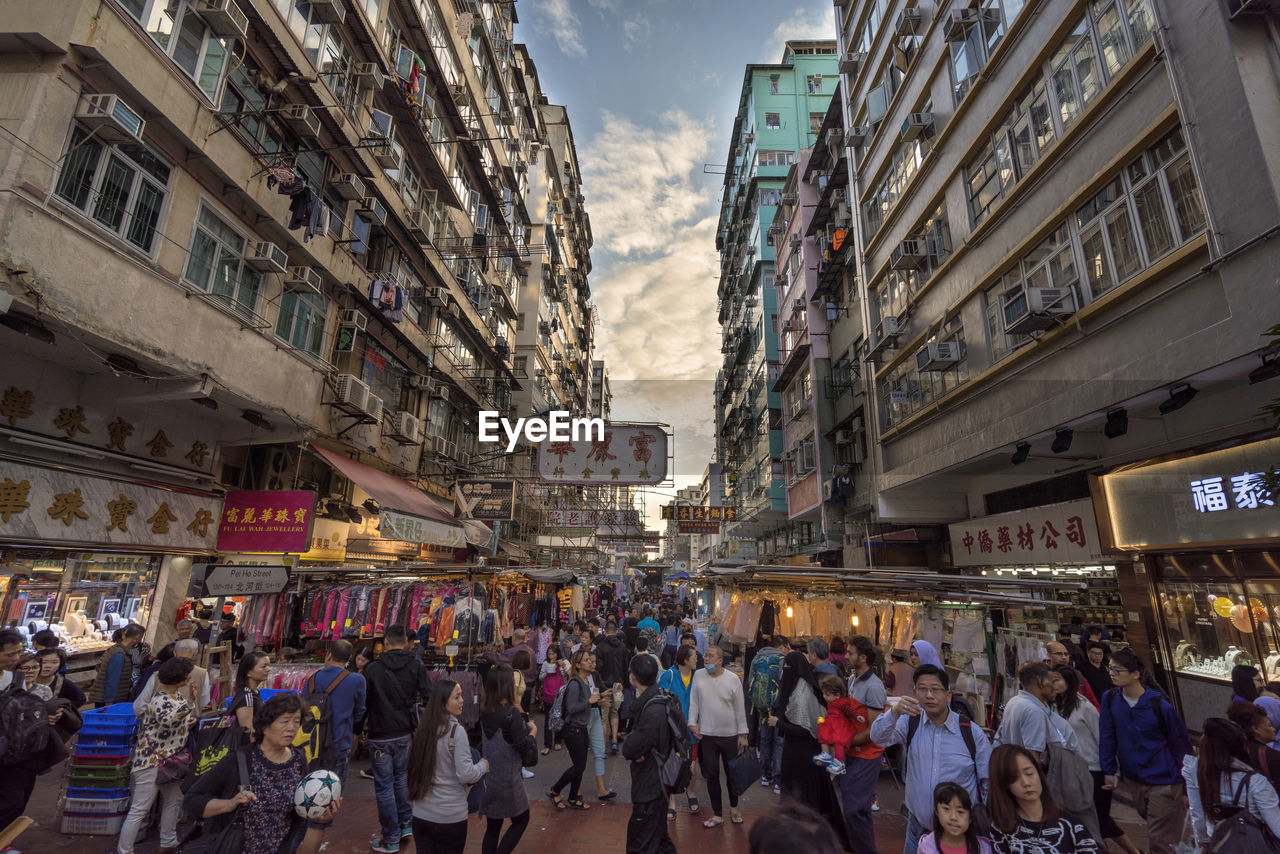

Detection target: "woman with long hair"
[408, 679, 489, 854]
[1184, 717, 1280, 845]
[540, 644, 568, 755]
[1051, 666, 1139, 854]
[987, 744, 1097, 852]
[479, 664, 537, 854]
[231, 650, 270, 729]
[1226, 701, 1280, 781]
[546, 649, 598, 810]
[33, 648, 86, 707]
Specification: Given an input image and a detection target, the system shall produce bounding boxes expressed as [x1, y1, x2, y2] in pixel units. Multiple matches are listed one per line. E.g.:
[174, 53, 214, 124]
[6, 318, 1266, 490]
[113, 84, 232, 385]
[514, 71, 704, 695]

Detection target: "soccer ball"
[294, 769, 342, 820]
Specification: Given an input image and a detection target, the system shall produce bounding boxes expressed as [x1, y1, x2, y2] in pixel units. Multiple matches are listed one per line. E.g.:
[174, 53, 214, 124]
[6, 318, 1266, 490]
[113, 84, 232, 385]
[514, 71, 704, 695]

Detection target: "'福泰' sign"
[216, 491, 315, 553]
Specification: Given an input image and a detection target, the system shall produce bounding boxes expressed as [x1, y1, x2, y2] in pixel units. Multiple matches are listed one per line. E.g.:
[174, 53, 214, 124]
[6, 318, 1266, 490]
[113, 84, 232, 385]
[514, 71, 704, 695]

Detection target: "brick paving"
[14, 743, 1149, 853]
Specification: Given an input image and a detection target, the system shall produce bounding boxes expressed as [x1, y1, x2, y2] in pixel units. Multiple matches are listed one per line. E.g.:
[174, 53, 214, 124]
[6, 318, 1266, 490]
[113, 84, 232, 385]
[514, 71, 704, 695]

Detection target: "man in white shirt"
[688, 646, 749, 828]
[132, 638, 210, 714]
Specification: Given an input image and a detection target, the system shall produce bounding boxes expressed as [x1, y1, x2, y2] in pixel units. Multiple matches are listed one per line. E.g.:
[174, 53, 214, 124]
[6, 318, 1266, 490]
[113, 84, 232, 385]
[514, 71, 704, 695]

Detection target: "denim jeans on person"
[841, 755, 880, 854]
[329, 750, 350, 789]
[371, 734, 413, 844]
[588, 707, 606, 777]
[902, 812, 926, 854]
[758, 722, 783, 782]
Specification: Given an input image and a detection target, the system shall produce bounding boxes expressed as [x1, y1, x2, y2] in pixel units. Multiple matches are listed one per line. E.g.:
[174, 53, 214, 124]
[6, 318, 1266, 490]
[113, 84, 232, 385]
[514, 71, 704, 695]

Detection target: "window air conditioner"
[339, 309, 368, 331]
[390, 411, 420, 444]
[357, 196, 388, 227]
[878, 316, 902, 338]
[915, 341, 962, 372]
[1002, 286, 1077, 335]
[425, 286, 446, 307]
[75, 94, 145, 142]
[332, 374, 370, 412]
[835, 429, 853, 443]
[835, 202, 852, 226]
[196, 0, 248, 39]
[331, 173, 366, 202]
[281, 104, 321, 139]
[432, 385, 451, 403]
[839, 51, 865, 75]
[781, 192, 798, 205]
[370, 140, 403, 171]
[284, 265, 323, 294]
[407, 207, 433, 244]
[781, 320, 794, 333]
[846, 125, 870, 146]
[310, 0, 345, 24]
[944, 9, 981, 40]
[247, 241, 288, 274]
[364, 394, 384, 422]
[354, 62, 385, 89]
[890, 238, 927, 269]
[789, 234, 802, 250]
[792, 299, 806, 312]
[901, 112, 935, 142]
[896, 7, 924, 35]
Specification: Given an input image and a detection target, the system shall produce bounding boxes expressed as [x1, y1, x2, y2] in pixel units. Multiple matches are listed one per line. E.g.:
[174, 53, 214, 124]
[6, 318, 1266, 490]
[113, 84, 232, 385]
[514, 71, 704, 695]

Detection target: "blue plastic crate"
[76, 731, 136, 748]
[74, 742, 134, 758]
[80, 703, 138, 737]
[66, 786, 130, 801]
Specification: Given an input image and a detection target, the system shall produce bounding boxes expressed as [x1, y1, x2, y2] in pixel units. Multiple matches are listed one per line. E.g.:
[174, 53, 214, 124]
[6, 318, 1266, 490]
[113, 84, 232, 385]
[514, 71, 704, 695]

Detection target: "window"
[809, 113, 825, 134]
[769, 75, 780, 95]
[806, 75, 823, 95]
[120, 0, 231, 100]
[765, 113, 781, 130]
[947, 0, 1013, 103]
[759, 188, 781, 207]
[276, 292, 328, 356]
[183, 204, 263, 317]
[985, 274, 1031, 360]
[1050, 18, 1101, 128]
[220, 62, 284, 155]
[757, 150, 796, 167]
[54, 125, 171, 253]
[880, 321, 969, 428]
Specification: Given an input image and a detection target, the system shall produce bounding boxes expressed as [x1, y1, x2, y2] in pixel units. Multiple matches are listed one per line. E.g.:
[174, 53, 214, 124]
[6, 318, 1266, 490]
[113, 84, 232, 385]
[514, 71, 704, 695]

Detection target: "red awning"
[310, 445, 460, 528]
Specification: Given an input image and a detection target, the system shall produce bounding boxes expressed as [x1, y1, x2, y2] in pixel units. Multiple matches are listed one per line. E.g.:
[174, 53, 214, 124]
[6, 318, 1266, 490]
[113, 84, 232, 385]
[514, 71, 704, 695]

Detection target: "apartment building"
[834, 0, 1280, 557]
[716, 40, 837, 564]
[0, 0, 599, 573]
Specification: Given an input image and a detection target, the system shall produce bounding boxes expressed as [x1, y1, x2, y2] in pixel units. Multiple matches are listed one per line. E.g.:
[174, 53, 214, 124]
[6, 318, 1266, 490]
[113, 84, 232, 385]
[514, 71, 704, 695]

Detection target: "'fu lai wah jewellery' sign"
[948, 499, 1103, 567]
[0, 460, 221, 550]
[216, 491, 315, 553]
[535, 423, 669, 485]
[660, 505, 738, 521]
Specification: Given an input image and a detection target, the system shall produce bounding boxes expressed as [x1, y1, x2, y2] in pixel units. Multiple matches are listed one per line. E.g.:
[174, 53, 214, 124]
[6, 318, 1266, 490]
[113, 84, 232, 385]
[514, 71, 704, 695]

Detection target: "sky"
[513, 0, 837, 529]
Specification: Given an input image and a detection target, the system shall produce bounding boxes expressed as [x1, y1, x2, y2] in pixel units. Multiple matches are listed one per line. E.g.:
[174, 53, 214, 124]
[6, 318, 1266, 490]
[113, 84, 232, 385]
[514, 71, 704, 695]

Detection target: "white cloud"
[532, 0, 587, 58]
[622, 16, 652, 50]
[586, 0, 621, 10]
[763, 2, 836, 61]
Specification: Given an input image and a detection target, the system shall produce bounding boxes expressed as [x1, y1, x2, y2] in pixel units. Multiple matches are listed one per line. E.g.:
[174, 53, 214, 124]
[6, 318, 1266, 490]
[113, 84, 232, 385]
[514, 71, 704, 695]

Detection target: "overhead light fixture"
[192, 397, 219, 411]
[1158, 384, 1197, 415]
[1104, 408, 1128, 439]
[786, 605, 793, 618]
[0, 313, 54, 345]
[104, 353, 146, 378]
[241, 409, 274, 431]
[1050, 428, 1073, 454]
[1010, 442, 1031, 465]
[1250, 353, 1280, 385]
[324, 500, 345, 519]
[344, 505, 362, 524]
[362, 498, 380, 515]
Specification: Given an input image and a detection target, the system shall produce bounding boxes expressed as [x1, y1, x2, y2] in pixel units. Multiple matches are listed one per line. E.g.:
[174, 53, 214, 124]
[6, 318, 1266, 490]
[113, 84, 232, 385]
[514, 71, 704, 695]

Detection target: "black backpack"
[0, 684, 49, 765]
[1209, 774, 1280, 854]
[645, 691, 693, 795]
[294, 669, 351, 771]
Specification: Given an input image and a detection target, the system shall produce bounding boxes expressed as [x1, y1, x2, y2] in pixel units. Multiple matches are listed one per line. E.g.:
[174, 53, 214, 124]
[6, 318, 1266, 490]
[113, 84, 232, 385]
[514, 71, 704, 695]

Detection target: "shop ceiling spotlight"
[1158, 384, 1198, 415]
[1010, 442, 1031, 465]
[345, 506, 362, 524]
[1251, 352, 1280, 384]
[240, 409, 274, 431]
[191, 397, 219, 411]
[1050, 428, 1073, 454]
[1104, 408, 1128, 438]
[362, 498, 380, 515]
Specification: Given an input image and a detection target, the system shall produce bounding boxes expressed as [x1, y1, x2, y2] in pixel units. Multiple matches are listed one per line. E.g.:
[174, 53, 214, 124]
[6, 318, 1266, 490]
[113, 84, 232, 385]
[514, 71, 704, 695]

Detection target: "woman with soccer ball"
[408, 678, 491, 854]
[185, 692, 342, 853]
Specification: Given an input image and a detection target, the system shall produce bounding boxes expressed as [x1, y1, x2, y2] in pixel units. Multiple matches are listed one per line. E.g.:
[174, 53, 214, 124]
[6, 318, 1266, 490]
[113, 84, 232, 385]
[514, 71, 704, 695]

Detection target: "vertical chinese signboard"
[535, 423, 670, 485]
[948, 499, 1103, 567]
[216, 491, 315, 553]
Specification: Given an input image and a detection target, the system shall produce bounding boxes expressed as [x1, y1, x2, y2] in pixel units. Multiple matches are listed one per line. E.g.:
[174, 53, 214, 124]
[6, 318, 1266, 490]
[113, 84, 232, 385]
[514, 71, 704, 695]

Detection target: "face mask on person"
[706, 663, 718, 674]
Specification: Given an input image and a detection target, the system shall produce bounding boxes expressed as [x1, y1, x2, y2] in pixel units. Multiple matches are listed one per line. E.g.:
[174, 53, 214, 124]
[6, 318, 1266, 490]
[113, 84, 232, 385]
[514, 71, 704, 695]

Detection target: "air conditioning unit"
[944, 8, 981, 40]
[835, 202, 852, 226]
[450, 82, 469, 103]
[901, 112, 935, 142]
[822, 479, 834, 501]
[331, 172, 366, 201]
[354, 62, 384, 89]
[339, 309, 368, 331]
[281, 104, 321, 139]
[891, 238, 927, 269]
[1002, 286, 1078, 335]
[407, 207, 433, 244]
[363, 394, 384, 422]
[834, 429, 853, 443]
[847, 125, 871, 146]
[789, 234, 802, 250]
[310, 0, 344, 23]
[357, 196, 388, 227]
[408, 374, 435, 390]
[75, 94, 145, 142]
[792, 299, 806, 312]
[247, 241, 288, 273]
[432, 385, 451, 403]
[781, 192, 798, 205]
[284, 265, 323, 294]
[389, 411, 420, 444]
[781, 320, 794, 333]
[839, 50, 865, 75]
[370, 139, 403, 171]
[420, 286, 445, 308]
[332, 374, 370, 412]
[196, 0, 248, 38]
[444, 302, 460, 319]
[878, 316, 903, 339]
[896, 7, 924, 35]
[916, 341, 962, 372]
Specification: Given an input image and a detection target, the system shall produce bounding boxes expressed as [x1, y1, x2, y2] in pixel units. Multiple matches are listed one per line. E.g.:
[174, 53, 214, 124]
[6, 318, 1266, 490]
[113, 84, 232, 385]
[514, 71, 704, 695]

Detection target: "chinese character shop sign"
[535, 423, 669, 485]
[948, 499, 1102, 567]
[455, 480, 515, 521]
[0, 460, 220, 550]
[216, 490, 314, 553]
[1100, 436, 1280, 550]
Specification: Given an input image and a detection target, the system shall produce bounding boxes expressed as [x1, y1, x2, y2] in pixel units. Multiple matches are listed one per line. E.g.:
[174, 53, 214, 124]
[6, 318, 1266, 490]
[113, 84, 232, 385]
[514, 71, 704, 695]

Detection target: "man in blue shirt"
[310, 639, 367, 787]
[637, 608, 659, 634]
[870, 664, 991, 854]
[995, 660, 1076, 762]
[808, 637, 840, 677]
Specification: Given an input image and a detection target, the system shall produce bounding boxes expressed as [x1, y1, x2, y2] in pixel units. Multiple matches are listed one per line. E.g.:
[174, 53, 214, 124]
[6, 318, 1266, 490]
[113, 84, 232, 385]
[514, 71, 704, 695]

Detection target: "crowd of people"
[11, 594, 1280, 853]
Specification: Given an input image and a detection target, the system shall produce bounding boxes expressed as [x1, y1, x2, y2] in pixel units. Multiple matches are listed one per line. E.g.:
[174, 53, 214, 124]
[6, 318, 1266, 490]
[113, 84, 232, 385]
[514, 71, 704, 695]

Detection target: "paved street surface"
[17, 740, 1152, 853]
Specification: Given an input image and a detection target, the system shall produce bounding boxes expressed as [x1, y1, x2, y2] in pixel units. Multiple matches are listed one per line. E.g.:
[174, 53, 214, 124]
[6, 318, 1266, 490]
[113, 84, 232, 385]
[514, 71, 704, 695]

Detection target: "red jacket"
[817, 696, 861, 747]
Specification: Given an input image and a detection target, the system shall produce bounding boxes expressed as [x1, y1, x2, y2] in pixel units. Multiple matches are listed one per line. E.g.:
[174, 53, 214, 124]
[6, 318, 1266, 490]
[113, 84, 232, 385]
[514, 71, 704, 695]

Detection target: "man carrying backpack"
[1099, 649, 1193, 854]
[0, 627, 58, 837]
[308, 640, 366, 786]
[623, 654, 678, 854]
[748, 634, 787, 793]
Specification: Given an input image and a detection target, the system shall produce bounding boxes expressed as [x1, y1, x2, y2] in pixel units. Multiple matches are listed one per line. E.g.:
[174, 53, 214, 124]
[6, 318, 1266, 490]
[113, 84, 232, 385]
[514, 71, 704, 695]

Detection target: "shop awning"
[499, 540, 530, 560]
[461, 518, 496, 550]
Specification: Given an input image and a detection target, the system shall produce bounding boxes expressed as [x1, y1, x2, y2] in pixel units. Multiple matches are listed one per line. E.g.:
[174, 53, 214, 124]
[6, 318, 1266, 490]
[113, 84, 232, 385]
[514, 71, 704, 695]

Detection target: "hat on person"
[890, 648, 907, 661]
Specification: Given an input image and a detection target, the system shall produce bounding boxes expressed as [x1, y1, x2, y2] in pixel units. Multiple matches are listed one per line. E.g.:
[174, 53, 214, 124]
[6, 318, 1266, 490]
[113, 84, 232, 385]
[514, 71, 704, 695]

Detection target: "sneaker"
[812, 752, 834, 768]
[827, 759, 845, 776]
[760, 775, 771, 787]
[871, 800, 881, 813]
[371, 835, 401, 853]
[772, 782, 781, 795]
[359, 768, 375, 780]
[522, 768, 535, 779]
[400, 820, 413, 839]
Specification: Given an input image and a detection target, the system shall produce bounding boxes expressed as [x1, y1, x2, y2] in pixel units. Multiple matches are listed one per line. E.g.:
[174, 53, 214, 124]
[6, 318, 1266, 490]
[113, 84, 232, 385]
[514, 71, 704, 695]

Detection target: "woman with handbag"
[408, 679, 490, 854]
[118, 657, 196, 854]
[1184, 717, 1280, 846]
[479, 664, 538, 854]
[184, 692, 341, 854]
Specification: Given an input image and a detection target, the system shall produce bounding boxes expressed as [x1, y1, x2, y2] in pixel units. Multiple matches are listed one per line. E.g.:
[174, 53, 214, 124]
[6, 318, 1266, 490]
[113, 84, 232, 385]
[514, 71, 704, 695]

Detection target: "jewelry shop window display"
[1160, 580, 1257, 680]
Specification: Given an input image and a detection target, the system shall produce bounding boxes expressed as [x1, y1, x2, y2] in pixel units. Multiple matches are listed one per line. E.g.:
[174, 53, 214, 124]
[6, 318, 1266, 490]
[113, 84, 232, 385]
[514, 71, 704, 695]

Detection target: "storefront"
[1096, 435, 1280, 730]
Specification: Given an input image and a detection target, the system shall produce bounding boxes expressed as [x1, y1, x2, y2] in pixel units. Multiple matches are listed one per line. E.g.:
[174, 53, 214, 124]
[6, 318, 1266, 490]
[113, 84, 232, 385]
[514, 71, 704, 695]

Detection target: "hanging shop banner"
[678, 520, 720, 534]
[216, 490, 315, 553]
[1098, 436, 1280, 550]
[948, 498, 1103, 567]
[377, 508, 469, 547]
[661, 505, 738, 521]
[535, 422, 669, 485]
[544, 509, 641, 527]
[454, 480, 515, 521]
[0, 459, 221, 550]
[298, 518, 349, 562]
[199, 564, 291, 597]
[599, 538, 662, 552]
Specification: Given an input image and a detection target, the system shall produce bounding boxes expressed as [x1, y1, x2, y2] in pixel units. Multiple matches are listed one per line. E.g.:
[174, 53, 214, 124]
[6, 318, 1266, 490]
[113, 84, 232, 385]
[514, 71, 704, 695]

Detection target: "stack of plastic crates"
[60, 702, 137, 835]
